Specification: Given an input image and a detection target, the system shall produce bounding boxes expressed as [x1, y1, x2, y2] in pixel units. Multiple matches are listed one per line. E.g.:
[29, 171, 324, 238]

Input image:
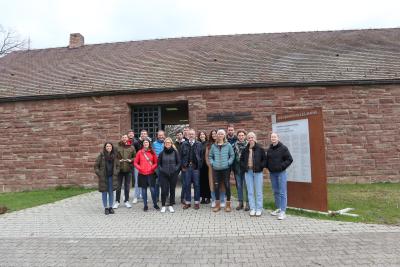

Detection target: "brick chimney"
[69, 33, 84, 48]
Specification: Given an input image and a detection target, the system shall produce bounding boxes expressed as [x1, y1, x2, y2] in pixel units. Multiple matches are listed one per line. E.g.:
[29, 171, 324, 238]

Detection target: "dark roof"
[1, 28, 400, 102]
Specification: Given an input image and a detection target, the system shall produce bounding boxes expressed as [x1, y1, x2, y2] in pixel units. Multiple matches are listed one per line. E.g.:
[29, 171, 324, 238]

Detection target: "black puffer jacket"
[240, 143, 267, 173]
[265, 142, 293, 173]
[158, 147, 181, 176]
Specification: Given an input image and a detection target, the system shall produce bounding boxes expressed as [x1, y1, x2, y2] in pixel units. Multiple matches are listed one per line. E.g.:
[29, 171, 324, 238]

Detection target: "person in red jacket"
[134, 138, 159, 211]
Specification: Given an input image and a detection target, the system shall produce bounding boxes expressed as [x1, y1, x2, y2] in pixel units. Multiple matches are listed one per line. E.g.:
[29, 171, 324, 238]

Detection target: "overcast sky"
[1, 0, 399, 49]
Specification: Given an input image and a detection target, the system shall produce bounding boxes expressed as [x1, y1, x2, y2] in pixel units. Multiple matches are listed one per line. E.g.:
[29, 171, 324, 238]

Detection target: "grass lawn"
[260, 182, 400, 225]
[0, 186, 94, 214]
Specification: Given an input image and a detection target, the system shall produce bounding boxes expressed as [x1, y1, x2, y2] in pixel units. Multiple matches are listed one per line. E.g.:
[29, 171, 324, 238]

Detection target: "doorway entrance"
[131, 101, 189, 140]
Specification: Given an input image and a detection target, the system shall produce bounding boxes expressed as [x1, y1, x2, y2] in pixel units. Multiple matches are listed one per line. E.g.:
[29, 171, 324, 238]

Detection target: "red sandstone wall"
[0, 85, 399, 191]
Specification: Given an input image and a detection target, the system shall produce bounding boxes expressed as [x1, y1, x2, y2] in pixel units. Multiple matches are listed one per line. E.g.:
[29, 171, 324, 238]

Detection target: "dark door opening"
[131, 101, 189, 140]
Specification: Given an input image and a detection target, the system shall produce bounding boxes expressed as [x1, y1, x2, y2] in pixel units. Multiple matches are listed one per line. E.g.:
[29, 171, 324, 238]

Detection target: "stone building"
[0, 28, 399, 191]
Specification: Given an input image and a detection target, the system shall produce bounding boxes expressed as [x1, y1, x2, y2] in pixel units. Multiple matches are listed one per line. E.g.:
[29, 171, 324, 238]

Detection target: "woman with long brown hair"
[134, 138, 159, 212]
[94, 142, 120, 215]
[205, 130, 217, 207]
[198, 130, 211, 204]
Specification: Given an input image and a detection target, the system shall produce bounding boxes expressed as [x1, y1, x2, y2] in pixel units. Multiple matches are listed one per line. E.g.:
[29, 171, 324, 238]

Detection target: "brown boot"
[225, 201, 232, 212]
[212, 201, 221, 212]
[236, 201, 243, 211]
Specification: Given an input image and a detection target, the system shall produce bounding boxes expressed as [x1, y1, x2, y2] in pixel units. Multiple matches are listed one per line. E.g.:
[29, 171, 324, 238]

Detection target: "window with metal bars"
[131, 106, 161, 140]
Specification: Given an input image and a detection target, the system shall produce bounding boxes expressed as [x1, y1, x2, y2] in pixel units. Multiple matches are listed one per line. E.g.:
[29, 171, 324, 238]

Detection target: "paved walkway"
[0, 190, 399, 266]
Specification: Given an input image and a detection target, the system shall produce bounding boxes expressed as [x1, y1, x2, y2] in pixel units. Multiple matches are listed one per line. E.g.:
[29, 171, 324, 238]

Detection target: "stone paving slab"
[1, 233, 400, 267]
[0, 190, 400, 266]
[0, 191, 399, 239]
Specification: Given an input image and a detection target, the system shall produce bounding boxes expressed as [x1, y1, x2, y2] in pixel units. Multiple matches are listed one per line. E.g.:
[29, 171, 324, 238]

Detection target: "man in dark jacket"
[133, 129, 151, 152]
[266, 133, 293, 220]
[174, 130, 186, 204]
[174, 130, 186, 154]
[227, 124, 238, 145]
[180, 129, 203, 209]
[127, 129, 138, 147]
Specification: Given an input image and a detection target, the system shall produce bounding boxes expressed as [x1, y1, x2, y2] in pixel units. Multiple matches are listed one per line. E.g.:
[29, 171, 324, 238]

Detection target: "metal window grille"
[131, 106, 161, 140]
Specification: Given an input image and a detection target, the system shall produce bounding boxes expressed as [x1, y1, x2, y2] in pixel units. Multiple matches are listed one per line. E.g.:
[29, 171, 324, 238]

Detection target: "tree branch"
[0, 25, 27, 57]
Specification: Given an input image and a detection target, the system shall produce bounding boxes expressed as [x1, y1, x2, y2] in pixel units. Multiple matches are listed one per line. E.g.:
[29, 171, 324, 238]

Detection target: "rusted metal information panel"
[272, 108, 328, 211]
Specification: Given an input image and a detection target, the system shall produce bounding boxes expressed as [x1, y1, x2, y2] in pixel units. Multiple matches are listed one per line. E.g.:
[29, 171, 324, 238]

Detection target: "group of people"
[94, 125, 293, 219]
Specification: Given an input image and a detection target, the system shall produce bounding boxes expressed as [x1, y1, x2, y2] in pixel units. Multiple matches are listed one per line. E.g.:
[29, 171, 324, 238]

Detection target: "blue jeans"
[134, 168, 142, 199]
[184, 167, 200, 204]
[270, 171, 288, 212]
[245, 170, 264, 212]
[210, 188, 225, 203]
[210, 191, 215, 202]
[141, 175, 157, 208]
[220, 191, 226, 204]
[101, 176, 114, 208]
[235, 171, 248, 202]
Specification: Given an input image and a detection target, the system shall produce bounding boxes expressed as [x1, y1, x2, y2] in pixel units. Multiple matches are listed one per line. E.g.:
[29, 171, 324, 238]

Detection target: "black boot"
[105, 208, 110, 215]
[108, 207, 115, 214]
[236, 201, 244, 211]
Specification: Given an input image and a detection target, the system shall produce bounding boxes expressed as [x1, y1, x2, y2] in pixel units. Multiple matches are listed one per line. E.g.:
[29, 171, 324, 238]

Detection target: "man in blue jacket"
[153, 130, 165, 203]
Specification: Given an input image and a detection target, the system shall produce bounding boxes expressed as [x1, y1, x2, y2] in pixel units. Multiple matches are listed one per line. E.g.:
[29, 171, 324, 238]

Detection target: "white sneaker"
[211, 201, 216, 208]
[270, 209, 280, 216]
[168, 206, 175, 213]
[124, 201, 132, 208]
[278, 211, 286, 220]
[249, 210, 256, 216]
[112, 202, 119, 209]
[132, 198, 138, 204]
[221, 202, 226, 208]
[255, 210, 262, 217]
[161, 206, 166, 213]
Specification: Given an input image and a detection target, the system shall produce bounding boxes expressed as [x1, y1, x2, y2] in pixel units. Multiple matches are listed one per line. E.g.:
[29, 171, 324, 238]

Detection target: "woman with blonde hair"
[266, 132, 293, 220]
[157, 137, 181, 213]
[240, 132, 267, 217]
[208, 129, 235, 212]
[205, 129, 226, 208]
